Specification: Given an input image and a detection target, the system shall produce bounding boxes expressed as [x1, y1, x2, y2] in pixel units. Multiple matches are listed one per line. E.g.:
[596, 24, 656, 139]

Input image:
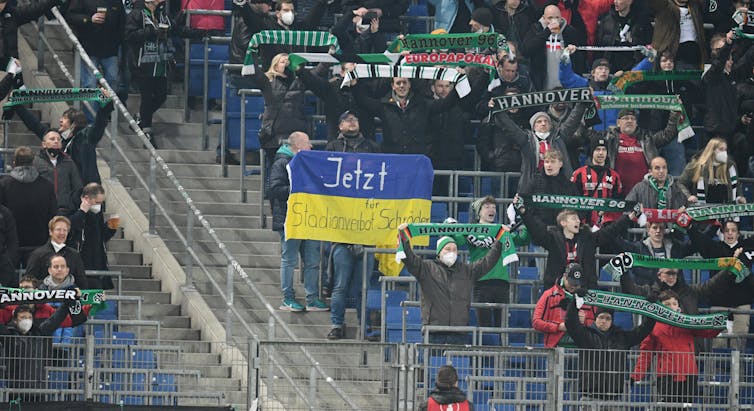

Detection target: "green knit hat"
[436, 236, 456, 255]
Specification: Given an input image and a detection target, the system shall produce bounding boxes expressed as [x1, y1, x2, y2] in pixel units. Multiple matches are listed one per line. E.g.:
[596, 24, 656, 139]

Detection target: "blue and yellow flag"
[285, 151, 433, 245]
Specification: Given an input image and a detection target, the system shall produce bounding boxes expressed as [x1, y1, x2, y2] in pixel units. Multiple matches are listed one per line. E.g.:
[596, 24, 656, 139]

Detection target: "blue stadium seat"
[517, 284, 533, 304]
[47, 371, 69, 390]
[385, 290, 409, 308]
[95, 300, 117, 320]
[473, 391, 490, 411]
[518, 267, 539, 280]
[112, 331, 136, 345]
[509, 309, 531, 328]
[431, 202, 449, 222]
[613, 312, 633, 330]
[224, 114, 261, 151]
[630, 382, 651, 403]
[406, 4, 429, 33]
[152, 373, 177, 392]
[132, 350, 157, 369]
[599, 269, 613, 282]
[525, 382, 547, 401]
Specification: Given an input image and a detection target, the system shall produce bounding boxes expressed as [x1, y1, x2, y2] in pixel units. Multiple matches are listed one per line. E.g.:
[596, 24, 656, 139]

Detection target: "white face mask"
[535, 131, 551, 140]
[90, 204, 102, 214]
[475, 28, 485, 34]
[357, 23, 370, 32]
[280, 11, 294, 26]
[715, 151, 728, 164]
[17, 318, 33, 333]
[440, 252, 457, 267]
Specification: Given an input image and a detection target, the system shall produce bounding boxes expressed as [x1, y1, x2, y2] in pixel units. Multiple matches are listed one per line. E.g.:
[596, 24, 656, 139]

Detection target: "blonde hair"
[265, 53, 289, 82]
[543, 149, 563, 162]
[690, 137, 729, 184]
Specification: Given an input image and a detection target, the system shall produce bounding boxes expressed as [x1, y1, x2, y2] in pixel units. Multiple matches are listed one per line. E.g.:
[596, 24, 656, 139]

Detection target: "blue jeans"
[278, 231, 320, 304]
[330, 244, 374, 327]
[80, 55, 119, 119]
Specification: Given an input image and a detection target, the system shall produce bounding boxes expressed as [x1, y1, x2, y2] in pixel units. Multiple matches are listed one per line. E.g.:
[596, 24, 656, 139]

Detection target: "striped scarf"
[242, 30, 340, 75]
[695, 163, 737, 204]
[608, 70, 702, 93]
[594, 94, 695, 142]
[3, 88, 111, 108]
[647, 176, 668, 209]
[286, 52, 401, 71]
[341, 64, 471, 97]
[395, 223, 517, 265]
[603, 252, 749, 283]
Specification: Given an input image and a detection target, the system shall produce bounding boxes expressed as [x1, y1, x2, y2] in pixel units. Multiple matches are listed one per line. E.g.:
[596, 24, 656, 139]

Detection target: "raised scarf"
[3, 88, 111, 108]
[242, 30, 340, 75]
[395, 223, 517, 265]
[522, 194, 637, 212]
[341, 64, 471, 97]
[0, 286, 107, 315]
[387, 33, 507, 53]
[490, 88, 592, 113]
[603, 252, 749, 283]
[608, 70, 702, 93]
[594, 94, 695, 142]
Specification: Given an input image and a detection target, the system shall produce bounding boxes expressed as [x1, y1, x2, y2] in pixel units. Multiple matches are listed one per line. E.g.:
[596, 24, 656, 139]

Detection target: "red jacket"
[532, 282, 596, 347]
[632, 322, 721, 381]
[1, 303, 92, 327]
[182, 0, 225, 31]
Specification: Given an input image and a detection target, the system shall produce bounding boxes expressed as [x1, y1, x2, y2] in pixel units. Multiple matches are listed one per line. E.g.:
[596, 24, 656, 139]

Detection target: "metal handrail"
[46, 8, 359, 409]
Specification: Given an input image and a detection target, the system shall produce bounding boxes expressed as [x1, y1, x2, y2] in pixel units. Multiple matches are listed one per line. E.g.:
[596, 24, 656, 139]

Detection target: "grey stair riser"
[106, 239, 133, 252]
[167, 239, 280, 255]
[120, 278, 161, 292]
[110, 264, 152, 279]
[117, 174, 260, 191]
[160, 316, 192, 328]
[119, 162, 256, 179]
[120, 304, 181, 319]
[129, 194, 262, 211]
[107, 252, 143, 266]
[121, 291, 172, 304]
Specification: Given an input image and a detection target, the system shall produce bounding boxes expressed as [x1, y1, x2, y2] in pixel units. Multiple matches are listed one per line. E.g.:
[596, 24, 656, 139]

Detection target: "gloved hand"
[575, 287, 588, 297]
[512, 194, 525, 214]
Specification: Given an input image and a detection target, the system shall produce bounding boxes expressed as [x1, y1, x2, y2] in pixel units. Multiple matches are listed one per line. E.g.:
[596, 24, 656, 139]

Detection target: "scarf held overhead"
[491, 88, 592, 113]
[0, 287, 107, 315]
[608, 70, 702, 93]
[603, 252, 750, 283]
[395, 223, 518, 265]
[387, 33, 507, 53]
[522, 194, 637, 212]
[594, 94, 695, 142]
[341, 64, 471, 97]
[242, 30, 340, 75]
[2, 88, 111, 108]
[569, 289, 728, 329]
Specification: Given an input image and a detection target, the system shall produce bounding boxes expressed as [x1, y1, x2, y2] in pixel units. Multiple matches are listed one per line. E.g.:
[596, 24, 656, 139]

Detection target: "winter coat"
[595, 6, 653, 71]
[582, 111, 680, 170]
[331, 9, 387, 55]
[532, 281, 596, 347]
[426, 0, 476, 32]
[25, 242, 89, 289]
[521, 18, 586, 90]
[0, 204, 18, 286]
[269, 145, 294, 232]
[632, 322, 720, 381]
[68, 208, 117, 287]
[625, 174, 690, 211]
[649, 0, 707, 64]
[229, 0, 327, 66]
[256, 70, 309, 150]
[677, 158, 739, 204]
[0, 302, 91, 327]
[688, 224, 754, 260]
[612, 236, 694, 285]
[339, 0, 408, 33]
[702, 41, 738, 138]
[0, 0, 61, 60]
[418, 387, 473, 411]
[181, 0, 224, 31]
[428, 101, 471, 171]
[325, 133, 380, 153]
[520, 170, 580, 227]
[565, 299, 656, 396]
[32, 149, 83, 215]
[521, 211, 632, 289]
[476, 116, 523, 172]
[492, 102, 586, 190]
[67, 0, 127, 57]
[0, 73, 13, 101]
[559, 61, 617, 130]
[0, 166, 57, 249]
[0, 300, 75, 390]
[400, 237, 503, 327]
[492, 0, 539, 44]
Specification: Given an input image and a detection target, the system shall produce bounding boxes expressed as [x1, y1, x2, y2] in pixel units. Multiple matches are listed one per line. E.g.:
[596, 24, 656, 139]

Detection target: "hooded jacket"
[400, 237, 503, 327]
[0, 166, 57, 249]
[269, 144, 295, 232]
[418, 387, 473, 411]
[32, 149, 83, 215]
[625, 173, 690, 211]
[532, 279, 596, 347]
[566, 298, 655, 396]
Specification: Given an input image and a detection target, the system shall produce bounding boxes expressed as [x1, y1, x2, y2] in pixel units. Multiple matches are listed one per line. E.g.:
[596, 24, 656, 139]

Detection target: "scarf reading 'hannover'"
[387, 33, 507, 53]
[286, 52, 401, 71]
[608, 70, 702, 93]
[341, 64, 471, 97]
[523, 194, 637, 212]
[0, 287, 107, 315]
[491, 88, 592, 113]
[2, 88, 111, 108]
[686, 203, 754, 221]
[603, 252, 749, 283]
[242, 30, 340, 75]
[594, 94, 695, 142]
[395, 223, 518, 265]
[567, 289, 728, 329]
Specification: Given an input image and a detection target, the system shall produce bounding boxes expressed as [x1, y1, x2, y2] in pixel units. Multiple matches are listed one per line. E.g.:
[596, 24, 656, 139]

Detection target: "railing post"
[259, 147, 267, 228]
[73, 49, 81, 110]
[184, 202, 195, 289]
[248, 337, 260, 410]
[36, 17, 46, 72]
[202, 36, 210, 151]
[220, 67, 228, 177]
[85, 333, 95, 400]
[108, 104, 118, 178]
[308, 365, 318, 404]
[554, 347, 565, 411]
[2, 120, 9, 172]
[148, 155, 156, 235]
[226, 260, 234, 344]
[183, 12, 191, 122]
[731, 350, 741, 410]
[240, 90, 247, 203]
[359, 250, 368, 340]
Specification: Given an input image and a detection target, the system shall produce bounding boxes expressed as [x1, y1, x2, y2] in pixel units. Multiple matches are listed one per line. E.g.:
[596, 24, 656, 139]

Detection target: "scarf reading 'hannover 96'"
[395, 223, 518, 265]
[594, 94, 695, 142]
[387, 33, 507, 53]
[341, 64, 472, 97]
[242, 30, 340, 75]
[0, 287, 107, 315]
[522, 194, 637, 212]
[567, 289, 728, 329]
[603, 252, 750, 283]
[2, 88, 111, 108]
[491, 88, 593, 113]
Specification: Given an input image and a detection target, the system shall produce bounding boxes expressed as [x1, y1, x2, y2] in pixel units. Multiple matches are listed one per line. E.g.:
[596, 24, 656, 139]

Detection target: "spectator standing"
[678, 138, 746, 205]
[565, 298, 656, 405]
[427, 0, 478, 33]
[626, 156, 690, 210]
[612, 222, 694, 284]
[398, 223, 504, 345]
[332, 8, 387, 54]
[560, 52, 620, 131]
[25, 216, 89, 289]
[571, 138, 624, 229]
[532, 263, 597, 347]
[490, 0, 539, 45]
[67, 0, 127, 102]
[519, 148, 580, 226]
[595, 0, 653, 71]
[429, 79, 472, 196]
[649, 0, 707, 67]
[68, 183, 118, 289]
[31, 130, 83, 216]
[0, 0, 62, 76]
[0, 275, 91, 327]
[418, 366, 473, 411]
[269, 132, 327, 312]
[0, 147, 57, 261]
[476, 88, 526, 175]
[0, 203, 17, 287]
[703, 32, 742, 144]
[340, 1, 408, 34]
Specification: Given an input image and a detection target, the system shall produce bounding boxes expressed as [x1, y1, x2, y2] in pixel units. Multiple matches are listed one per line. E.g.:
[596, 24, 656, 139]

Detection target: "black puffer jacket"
[268, 146, 295, 232]
[0, 0, 61, 60]
[0, 167, 57, 249]
[565, 299, 655, 397]
[620, 268, 733, 314]
[67, 0, 127, 57]
[519, 170, 580, 227]
[492, 0, 538, 44]
[255, 69, 309, 150]
[702, 41, 738, 138]
[418, 387, 474, 411]
[595, 7, 653, 71]
[325, 133, 380, 153]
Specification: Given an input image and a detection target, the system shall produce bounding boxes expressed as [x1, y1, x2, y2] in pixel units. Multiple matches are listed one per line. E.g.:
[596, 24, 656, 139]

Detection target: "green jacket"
[454, 225, 529, 282]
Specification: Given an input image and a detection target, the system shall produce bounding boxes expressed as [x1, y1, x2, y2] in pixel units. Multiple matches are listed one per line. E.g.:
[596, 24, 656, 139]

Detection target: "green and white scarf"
[685, 203, 754, 222]
[403, 51, 496, 71]
[242, 30, 340, 75]
[594, 94, 695, 142]
[286, 52, 401, 71]
[522, 194, 637, 212]
[387, 33, 507, 53]
[733, 9, 754, 26]
[568, 289, 728, 330]
[0, 287, 108, 315]
[647, 176, 668, 209]
[608, 70, 702, 93]
[341, 64, 471, 97]
[491, 88, 592, 113]
[2, 88, 111, 108]
[602, 252, 750, 283]
[395, 223, 518, 265]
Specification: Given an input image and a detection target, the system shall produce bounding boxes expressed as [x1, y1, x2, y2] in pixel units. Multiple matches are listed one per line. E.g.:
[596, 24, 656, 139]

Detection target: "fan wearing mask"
[68, 183, 118, 290]
[397, 223, 504, 345]
[678, 138, 746, 205]
[25, 216, 89, 289]
[32, 130, 83, 216]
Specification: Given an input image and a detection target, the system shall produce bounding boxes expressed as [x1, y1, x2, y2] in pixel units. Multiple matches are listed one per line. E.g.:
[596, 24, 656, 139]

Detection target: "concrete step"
[191, 363, 233, 379]
[154, 226, 279, 243]
[110, 264, 152, 279]
[122, 149, 218, 164]
[136, 326, 201, 341]
[161, 315, 192, 328]
[198, 377, 242, 391]
[121, 278, 161, 292]
[117, 173, 261, 191]
[107, 239, 133, 252]
[107, 251, 143, 266]
[168, 251, 280, 268]
[120, 303, 181, 319]
[127, 93, 185, 110]
[6, 132, 44, 147]
[166, 239, 280, 255]
[127, 187, 262, 206]
[121, 162, 256, 180]
[121, 291, 171, 304]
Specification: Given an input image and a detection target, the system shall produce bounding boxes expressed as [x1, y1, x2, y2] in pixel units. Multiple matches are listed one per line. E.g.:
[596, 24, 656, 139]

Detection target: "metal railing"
[37, 8, 360, 409]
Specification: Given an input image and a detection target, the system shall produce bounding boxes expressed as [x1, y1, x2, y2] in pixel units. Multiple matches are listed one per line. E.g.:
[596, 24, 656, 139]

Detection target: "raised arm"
[469, 240, 504, 280]
[565, 298, 594, 347]
[492, 111, 529, 147]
